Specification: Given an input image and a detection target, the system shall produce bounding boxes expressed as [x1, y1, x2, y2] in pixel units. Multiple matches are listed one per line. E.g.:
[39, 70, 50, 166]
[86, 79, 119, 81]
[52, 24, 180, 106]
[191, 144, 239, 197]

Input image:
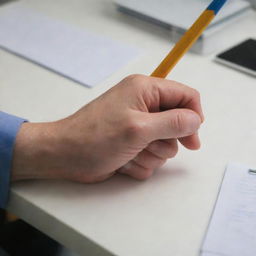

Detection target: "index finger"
[148, 77, 204, 122]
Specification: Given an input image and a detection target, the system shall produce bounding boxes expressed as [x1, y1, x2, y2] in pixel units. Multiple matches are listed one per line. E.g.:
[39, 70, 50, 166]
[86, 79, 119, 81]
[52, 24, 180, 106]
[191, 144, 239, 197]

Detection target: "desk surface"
[1, 1, 256, 255]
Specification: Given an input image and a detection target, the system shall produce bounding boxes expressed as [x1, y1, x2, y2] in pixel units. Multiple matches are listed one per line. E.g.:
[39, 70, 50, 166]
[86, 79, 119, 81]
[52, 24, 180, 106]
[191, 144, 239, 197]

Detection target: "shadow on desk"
[10, 165, 188, 203]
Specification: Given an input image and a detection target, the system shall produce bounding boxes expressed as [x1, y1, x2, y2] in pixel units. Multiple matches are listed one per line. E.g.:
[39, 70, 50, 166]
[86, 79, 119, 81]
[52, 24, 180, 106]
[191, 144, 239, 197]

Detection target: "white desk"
[1, 1, 256, 255]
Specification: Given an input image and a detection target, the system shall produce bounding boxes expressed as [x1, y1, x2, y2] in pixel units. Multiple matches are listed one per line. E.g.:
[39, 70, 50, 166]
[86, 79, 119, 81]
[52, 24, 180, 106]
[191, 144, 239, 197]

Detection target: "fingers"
[129, 75, 204, 122]
[143, 108, 201, 142]
[118, 161, 154, 180]
[146, 139, 178, 159]
[118, 150, 166, 180]
[118, 140, 178, 180]
[178, 133, 201, 150]
[157, 78, 204, 122]
[134, 150, 166, 169]
[118, 135, 199, 181]
[116, 74, 203, 149]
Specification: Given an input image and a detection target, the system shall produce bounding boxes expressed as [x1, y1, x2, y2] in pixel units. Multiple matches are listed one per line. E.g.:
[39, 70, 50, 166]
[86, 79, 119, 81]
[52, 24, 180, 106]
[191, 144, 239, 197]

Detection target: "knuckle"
[189, 87, 200, 101]
[177, 82, 200, 101]
[173, 111, 186, 132]
[124, 74, 147, 88]
[124, 118, 147, 141]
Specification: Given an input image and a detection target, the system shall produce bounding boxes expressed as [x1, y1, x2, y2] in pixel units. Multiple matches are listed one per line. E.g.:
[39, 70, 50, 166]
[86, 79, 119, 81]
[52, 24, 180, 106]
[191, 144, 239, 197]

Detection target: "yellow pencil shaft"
[151, 10, 215, 78]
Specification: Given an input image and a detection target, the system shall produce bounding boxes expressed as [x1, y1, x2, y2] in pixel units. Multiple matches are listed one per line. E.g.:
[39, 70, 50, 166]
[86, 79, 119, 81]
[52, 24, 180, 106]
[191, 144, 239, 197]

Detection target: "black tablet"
[215, 39, 256, 77]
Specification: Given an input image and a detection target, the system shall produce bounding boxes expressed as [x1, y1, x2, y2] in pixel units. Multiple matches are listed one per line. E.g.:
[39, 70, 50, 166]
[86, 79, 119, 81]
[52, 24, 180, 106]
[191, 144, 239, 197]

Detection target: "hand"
[12, 75, 203, 182]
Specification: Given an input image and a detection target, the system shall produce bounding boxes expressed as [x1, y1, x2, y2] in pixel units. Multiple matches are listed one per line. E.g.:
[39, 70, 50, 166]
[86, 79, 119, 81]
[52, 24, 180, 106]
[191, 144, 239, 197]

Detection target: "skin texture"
[11, 75, 204, 183]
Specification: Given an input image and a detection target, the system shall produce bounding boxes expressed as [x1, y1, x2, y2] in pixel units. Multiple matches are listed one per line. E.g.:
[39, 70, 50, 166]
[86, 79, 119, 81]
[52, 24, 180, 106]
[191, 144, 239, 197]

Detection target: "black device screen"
[217, 39, 256, 72]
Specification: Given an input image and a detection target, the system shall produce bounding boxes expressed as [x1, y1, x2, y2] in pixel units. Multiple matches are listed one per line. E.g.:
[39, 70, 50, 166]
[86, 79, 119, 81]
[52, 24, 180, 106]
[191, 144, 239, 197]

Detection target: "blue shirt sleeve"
[0, 112, 27, 209]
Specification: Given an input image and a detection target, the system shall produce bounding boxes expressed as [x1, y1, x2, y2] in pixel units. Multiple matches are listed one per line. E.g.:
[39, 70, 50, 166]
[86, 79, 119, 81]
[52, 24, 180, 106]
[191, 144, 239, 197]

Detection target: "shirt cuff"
[0, 112, 27, 209]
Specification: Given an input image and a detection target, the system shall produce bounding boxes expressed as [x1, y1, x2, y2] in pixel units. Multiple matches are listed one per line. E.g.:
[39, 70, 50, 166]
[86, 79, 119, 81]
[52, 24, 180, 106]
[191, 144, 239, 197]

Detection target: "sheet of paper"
[0, 3, 140, 87]
[201, 163, 256, 256]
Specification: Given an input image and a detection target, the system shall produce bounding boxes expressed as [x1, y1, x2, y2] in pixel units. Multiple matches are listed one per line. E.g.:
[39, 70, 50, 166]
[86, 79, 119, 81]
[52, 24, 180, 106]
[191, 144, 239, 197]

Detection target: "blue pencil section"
[207, 0, 227, 15]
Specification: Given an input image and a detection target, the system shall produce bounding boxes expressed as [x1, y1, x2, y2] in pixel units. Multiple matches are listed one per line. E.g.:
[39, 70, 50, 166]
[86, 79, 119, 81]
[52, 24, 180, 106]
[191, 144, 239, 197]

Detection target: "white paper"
[201, 163, 256, 256]
[0, 3, 140, 87]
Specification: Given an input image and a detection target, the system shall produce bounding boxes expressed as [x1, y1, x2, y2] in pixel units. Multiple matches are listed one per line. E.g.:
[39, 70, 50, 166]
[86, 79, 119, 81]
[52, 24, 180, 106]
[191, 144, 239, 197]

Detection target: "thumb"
[145, 109, 202, 141]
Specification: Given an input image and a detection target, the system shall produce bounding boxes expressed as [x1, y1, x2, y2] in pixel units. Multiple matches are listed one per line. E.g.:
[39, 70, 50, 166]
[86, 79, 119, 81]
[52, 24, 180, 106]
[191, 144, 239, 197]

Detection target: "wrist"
[11, 121, 62, 181]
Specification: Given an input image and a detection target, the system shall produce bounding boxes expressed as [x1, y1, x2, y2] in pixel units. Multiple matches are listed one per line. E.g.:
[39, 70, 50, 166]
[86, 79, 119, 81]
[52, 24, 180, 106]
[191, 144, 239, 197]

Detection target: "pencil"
[151, 0, 227, 78]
